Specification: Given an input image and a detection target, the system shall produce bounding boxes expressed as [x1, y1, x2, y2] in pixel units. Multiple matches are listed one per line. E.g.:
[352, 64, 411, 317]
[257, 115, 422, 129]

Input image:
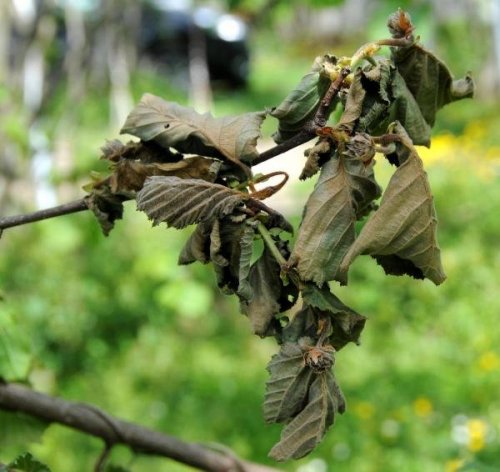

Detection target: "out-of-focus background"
[1, 0, 499, 471]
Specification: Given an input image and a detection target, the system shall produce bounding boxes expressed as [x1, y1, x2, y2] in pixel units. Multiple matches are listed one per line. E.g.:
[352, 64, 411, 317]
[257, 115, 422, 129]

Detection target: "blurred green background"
[1, 0, 500, 471]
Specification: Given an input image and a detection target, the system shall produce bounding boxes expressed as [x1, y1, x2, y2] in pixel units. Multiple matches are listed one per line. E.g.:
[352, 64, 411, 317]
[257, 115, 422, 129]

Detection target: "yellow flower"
[353, 401, 375, 420]
[478, 351, 500, 372]
[467, 418, 487, 452]
[413, 396, 433, 418]
[445, 458, 465, 472]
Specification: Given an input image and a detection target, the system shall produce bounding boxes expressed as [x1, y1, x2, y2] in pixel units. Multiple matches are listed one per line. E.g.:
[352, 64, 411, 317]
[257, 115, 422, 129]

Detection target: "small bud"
[387, 8, 414, 39]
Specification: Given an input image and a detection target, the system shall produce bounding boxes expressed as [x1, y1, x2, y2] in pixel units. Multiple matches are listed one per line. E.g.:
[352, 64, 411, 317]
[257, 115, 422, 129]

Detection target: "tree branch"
[0, 199, 88, 232]
[0, 68, 350, 233]
[0, 382, 282, 472]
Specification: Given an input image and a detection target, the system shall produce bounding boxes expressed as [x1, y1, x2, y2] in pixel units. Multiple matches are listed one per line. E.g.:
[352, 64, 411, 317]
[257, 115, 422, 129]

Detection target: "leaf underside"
[269, 372, 345, 461]
[136, 176, 248, 229]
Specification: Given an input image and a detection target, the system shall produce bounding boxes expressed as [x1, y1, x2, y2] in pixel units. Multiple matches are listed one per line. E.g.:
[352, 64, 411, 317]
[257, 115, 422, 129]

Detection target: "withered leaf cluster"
[84, 9, 474, 462]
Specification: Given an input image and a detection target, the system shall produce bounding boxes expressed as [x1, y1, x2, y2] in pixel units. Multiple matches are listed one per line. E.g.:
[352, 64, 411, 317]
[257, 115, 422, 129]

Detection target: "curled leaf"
[339, 134, 446, 285]
[391, 43, 474, 127]
[301, 284, 367, 349]
[136, 176, 249, 229]
[264, 343, 314, 424]
[106, 156, 220, 194]
[271, 55, 337, 143]
[84, 189, 125, 236]
[269, 371, 345, 461]
[289, 137, 381, 286]
[121, 93, 266, 165]
[239, 244, 298, 337]
[300, 139, 332, 180]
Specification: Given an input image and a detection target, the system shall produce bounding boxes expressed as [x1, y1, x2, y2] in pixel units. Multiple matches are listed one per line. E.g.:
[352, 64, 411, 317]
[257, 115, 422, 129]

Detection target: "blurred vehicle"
[139, 0, 250, 88]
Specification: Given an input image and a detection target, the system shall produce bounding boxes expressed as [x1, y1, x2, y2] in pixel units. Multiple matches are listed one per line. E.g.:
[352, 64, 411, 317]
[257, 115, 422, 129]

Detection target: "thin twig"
[94, 443, 113, 472]
[0, 199, 88, 231]
[0, 382, 282, 472]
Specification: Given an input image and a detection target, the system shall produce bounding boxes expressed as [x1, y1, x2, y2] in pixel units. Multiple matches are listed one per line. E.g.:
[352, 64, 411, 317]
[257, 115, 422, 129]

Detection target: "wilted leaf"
[300, 139, 332, 180]
[101, 139, 181, 164]
[121, 93, 266, 165]
[264, 343, 314, 424]
[84, 190, 125, 236]
[108, 156, 220, 194]
[136, 176, 249, 229]
[271, 55, 336, 143]
[339, 135, 446, 285]
[236, 221, 258, 301]
[239, 245, 298, 336]
[301, 284, 367, 349]
[391, 43, 474, 127]
[338, 61, 431, 145]
[210, 219, 249, 294]
[290, 137, 381, 286]
[269, 371, 345, 461]
[178, 220, 212, 265]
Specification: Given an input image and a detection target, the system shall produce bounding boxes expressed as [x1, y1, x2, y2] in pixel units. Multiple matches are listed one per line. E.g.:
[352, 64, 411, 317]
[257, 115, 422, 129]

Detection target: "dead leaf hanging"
[289, 136, 381, 286]
[339, 136, 446, 285]
[268, 371, 345, 461]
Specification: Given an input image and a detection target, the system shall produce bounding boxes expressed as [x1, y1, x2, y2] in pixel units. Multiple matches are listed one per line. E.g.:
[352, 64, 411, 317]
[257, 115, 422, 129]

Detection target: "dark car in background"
[139, 0, 250, 88]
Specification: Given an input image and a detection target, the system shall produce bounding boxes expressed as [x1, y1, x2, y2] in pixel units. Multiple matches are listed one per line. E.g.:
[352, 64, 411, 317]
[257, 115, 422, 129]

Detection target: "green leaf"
[301, 284, 367, 349]
[271, 55, 336, 143]
[0, 316, 32, 381]
[0, 412, 48, 451]
[391, 43, 474, 127]
[8, 452, 51, 472]
[290, 136, 381, 286]
[264, 343, 314, 424]
[339, 129, 446, 285]
[136, 176, 249, 229]
[268, 371, 345, 461]
[121, 93, 266, 164]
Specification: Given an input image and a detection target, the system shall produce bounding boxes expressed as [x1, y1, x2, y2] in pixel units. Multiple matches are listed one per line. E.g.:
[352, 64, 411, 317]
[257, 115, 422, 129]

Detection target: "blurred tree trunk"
[188, 23, 212, 113]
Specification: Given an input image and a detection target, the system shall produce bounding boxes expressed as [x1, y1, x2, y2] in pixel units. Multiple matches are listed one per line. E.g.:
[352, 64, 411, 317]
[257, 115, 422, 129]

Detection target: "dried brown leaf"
[339, 135, 446, 285]
[136, 176, 249, 229]
[269, 371, 345, 461]
[290, 137, 381, 286]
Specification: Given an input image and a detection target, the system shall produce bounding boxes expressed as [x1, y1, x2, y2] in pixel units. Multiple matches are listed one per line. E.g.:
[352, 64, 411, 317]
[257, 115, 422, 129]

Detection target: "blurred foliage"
[1, 1, 500, 471]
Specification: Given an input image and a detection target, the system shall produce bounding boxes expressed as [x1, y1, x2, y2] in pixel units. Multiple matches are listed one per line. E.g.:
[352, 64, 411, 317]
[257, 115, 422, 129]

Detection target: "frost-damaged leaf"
[338, 60, 431, 145]
[300, 139, 332, 180]
[290, 136, 381, 286]
[236, 221, 258, 302]
[269, 371, 345, 461]
[339, 135, 446, 285]
[271, 55, 336, 143]
[239, 245, 298, 336]
[301, 284, 367, 349]
[178, 220, 212, 265]
[107, 156, 221, 193]
[121, 93, 266, 164]
[84, 189, 125, 236]
[101, 139, 181, 164]
[136, 176, 249, 229]
[391, 42, 474, 127]
[264, 343, 314, 424]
